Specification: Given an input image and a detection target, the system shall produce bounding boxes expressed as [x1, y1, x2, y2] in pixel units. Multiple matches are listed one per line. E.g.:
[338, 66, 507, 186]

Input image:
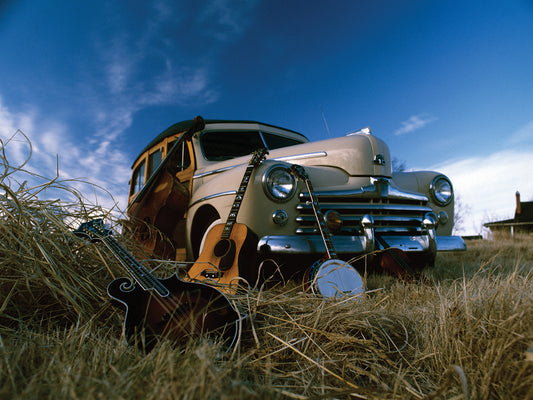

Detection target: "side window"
[262, 132, 304, 149]
[130, 160, 145, 195]
[168, 140, 191, 172]
[201, 131, 264, 160]
[148, 149, 163, 176]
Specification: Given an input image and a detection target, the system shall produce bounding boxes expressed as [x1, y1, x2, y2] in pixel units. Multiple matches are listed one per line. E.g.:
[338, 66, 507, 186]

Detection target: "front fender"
[392, 171, 455, 235]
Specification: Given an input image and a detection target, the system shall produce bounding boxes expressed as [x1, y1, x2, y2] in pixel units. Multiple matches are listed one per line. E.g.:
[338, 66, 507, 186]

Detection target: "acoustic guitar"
[74, 219, 241, 352]
[290, 164, 364, 298]
[186, 148, 268, 293]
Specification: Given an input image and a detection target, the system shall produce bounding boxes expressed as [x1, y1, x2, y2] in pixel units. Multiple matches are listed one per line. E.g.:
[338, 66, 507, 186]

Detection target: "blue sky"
[1, 0, 532, 235]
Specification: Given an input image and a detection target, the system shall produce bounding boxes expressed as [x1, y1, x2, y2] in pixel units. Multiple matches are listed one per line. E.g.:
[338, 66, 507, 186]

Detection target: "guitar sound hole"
[213, 238, 236, 271]
[214, 239, 231, 258]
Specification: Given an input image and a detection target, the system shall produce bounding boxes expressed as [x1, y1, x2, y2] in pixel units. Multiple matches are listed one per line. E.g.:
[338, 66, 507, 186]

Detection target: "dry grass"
[0, 147, 532, 399]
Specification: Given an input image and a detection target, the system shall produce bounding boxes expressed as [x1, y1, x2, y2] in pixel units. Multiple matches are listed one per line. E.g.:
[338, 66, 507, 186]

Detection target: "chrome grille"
[295, 184, 432, 236]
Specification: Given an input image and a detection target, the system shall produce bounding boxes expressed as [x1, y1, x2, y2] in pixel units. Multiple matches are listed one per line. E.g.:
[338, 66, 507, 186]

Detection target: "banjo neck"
[291, 165, 337, 260]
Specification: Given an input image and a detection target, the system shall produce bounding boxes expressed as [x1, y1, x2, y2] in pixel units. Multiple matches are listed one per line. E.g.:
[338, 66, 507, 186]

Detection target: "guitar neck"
[101, 235, 170, 297]
[221, 150, 266, 240]
[301, 176, 338, 260]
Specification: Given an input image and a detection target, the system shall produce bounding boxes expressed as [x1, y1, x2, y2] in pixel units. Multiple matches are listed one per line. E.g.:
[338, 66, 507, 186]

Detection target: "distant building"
[484, 191, 533, 235]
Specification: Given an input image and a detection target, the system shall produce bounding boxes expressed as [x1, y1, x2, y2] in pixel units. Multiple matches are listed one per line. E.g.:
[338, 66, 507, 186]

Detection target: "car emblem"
[373, 154, 386, 165]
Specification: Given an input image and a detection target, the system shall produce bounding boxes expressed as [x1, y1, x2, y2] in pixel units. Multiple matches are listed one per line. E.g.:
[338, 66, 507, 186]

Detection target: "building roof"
[484, 193, 533, 228]
[514, 201, 533, 223]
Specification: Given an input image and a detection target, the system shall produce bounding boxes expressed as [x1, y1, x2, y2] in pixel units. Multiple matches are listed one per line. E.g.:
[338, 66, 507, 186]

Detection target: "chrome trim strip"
[188, 190, 236, 209]
[193, 165, 240, 179]
[296, 203, 433, 212]
[271, 151, 327, 162]
[299, 179, 428, 202]
[295, 227, 422, 234]
[296, 215, 425, 224]
[193, 151, 327, 179]
[300, 187, 428, 202]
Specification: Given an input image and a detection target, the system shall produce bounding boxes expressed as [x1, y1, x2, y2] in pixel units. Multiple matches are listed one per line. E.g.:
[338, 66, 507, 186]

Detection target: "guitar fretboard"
[221, 150, 266, 240]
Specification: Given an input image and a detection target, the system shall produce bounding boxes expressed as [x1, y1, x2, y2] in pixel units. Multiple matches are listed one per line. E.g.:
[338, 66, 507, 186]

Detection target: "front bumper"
[258, 234, 466, 256]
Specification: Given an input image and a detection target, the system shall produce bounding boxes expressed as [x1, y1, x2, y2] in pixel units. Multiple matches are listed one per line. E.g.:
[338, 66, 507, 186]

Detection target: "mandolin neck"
[101, 235, 170, 297]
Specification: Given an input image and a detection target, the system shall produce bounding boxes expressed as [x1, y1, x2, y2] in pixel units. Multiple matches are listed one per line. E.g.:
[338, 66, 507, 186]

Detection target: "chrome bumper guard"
[258, 213, 466, 256]
[258, 234, 465, 255]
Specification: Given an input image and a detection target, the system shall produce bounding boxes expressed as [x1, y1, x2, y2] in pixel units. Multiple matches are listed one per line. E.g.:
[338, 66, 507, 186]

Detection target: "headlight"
[430, 175, 453, 206]
[262, 165, 297, 202]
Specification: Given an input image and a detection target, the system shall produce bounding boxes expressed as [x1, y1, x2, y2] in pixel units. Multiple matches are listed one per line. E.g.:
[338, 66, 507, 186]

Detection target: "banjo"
[290, 165, 364, 299]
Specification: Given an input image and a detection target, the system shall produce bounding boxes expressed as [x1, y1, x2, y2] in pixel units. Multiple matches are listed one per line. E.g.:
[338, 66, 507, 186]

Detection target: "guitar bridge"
[201, 270, 223, 279]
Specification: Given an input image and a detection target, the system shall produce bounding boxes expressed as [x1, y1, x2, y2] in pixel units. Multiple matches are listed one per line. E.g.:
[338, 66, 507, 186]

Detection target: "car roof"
[133, 119, 308, 166]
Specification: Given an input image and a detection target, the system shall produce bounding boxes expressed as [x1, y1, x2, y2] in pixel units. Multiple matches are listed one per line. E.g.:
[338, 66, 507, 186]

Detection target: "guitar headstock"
[250, 148, 269, 167]
[74, 219, 112, 242]
[290, 164, 309, 181]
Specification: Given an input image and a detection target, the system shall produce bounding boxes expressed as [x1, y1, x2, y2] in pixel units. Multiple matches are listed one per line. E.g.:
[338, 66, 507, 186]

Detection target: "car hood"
[268, 133, 392, 177]
[195, 133, 392, 179]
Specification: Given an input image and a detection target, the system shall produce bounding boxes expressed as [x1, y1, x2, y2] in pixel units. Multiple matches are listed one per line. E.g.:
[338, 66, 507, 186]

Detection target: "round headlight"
[263, 165, 297, 202]
[430, 175, 453, 206]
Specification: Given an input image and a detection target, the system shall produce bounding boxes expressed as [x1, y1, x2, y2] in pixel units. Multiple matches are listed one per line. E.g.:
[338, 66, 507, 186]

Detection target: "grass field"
[1, 178, 532, 399]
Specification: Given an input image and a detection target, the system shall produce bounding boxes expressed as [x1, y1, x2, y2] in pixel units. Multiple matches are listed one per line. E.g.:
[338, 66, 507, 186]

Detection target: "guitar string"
[102, 235, 170, 297]
[221, 151, 266, 240]
[100, 234, 227, 336]
[299, 171, 338, 260]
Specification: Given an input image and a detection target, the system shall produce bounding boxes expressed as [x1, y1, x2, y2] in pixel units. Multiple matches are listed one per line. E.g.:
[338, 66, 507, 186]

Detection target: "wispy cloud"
[394, 113, 438, 136]
[508, 120, 533, 145]
[1, 1, 261, 213]
[0, 97, 131, 211]
[200, 0, 259, 42]
[92, 2, 229, 143]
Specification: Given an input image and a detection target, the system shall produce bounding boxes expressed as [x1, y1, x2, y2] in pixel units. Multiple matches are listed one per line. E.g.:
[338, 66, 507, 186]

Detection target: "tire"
[190, 208, 220, 259]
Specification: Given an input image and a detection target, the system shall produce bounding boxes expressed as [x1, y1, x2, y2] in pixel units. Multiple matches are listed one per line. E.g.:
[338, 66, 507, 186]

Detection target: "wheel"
[190, 207, 220, 259]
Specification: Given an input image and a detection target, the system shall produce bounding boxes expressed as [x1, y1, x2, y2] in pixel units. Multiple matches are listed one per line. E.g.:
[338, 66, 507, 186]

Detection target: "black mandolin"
[74, 219, 241, 352]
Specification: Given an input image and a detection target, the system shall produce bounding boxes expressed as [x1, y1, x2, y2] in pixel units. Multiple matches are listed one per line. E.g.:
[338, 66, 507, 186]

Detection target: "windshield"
[201, 131, 304, 161]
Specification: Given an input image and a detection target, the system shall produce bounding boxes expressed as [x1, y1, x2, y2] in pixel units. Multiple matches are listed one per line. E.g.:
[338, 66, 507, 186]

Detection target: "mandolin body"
[107, 274, 240, 351]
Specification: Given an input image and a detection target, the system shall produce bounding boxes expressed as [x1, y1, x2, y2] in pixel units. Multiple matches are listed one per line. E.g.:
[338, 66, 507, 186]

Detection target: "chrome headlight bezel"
[430, 175, 453, 206]
[262, 165, 297, 203]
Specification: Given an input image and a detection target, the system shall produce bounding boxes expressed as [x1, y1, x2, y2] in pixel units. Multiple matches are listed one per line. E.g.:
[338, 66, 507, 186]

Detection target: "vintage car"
[127, 117, 465, 280]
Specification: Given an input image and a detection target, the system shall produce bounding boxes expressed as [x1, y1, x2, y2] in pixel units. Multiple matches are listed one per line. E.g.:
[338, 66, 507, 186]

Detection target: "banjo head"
[306, 259, 364, 299]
